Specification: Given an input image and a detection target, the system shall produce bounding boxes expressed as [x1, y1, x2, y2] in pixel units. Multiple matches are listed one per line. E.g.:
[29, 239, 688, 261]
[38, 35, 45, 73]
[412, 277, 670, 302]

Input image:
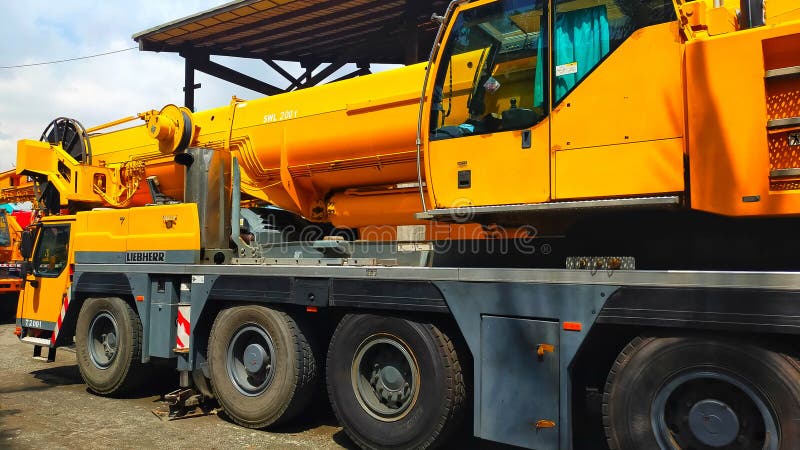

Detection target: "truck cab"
[0, 211, 24, 293]
[16, 215, 74, 353]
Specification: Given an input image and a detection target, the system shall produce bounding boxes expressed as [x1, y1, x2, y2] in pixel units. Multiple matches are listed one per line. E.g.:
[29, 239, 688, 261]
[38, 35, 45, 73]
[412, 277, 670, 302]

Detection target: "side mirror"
[20, 229, 34, 260]
[20, 262, 36, 287]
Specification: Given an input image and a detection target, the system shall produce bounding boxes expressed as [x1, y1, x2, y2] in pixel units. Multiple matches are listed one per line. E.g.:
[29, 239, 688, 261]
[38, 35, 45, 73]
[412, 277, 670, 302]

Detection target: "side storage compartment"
[480, 316, 559, 448]
[148, 276, 178, 358]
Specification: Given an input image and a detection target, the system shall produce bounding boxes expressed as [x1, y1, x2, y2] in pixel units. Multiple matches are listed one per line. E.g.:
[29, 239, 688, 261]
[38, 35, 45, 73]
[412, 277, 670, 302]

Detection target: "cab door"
[18, 221, 73, 336]
[547, 0, 684, 200]
[425, 0, 550, 210]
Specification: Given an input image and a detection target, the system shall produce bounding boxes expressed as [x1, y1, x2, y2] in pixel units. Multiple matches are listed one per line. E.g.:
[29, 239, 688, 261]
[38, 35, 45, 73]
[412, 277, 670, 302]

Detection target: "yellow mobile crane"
[13, 1, 800, 449]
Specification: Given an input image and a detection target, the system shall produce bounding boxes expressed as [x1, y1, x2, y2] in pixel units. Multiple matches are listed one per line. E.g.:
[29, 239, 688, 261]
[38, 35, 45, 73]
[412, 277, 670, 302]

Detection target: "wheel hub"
[352, 335, 420, 422]
[370, 364, 412, 408]
[688, 399, 740, 447]
[244, 343, 269, 374]
[227, 325, 276, 396]
[88, 312, 119, 369]
[652, 371, 779, 450]
[102, 332, 118, 358]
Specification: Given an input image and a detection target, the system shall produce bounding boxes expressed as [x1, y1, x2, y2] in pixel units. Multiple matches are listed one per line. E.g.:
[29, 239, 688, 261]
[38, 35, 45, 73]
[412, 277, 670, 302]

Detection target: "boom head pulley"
[145, 104, 195, 162]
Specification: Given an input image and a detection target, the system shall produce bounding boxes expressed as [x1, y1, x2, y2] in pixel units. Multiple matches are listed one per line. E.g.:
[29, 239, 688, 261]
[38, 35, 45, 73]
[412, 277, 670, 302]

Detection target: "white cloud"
[0, 1, 271, 171]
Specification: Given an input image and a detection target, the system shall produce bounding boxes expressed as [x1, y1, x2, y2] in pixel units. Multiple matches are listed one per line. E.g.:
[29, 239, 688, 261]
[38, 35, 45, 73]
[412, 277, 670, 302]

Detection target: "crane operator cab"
[425, 0, 675, 210]
[428, 0, 637, 140]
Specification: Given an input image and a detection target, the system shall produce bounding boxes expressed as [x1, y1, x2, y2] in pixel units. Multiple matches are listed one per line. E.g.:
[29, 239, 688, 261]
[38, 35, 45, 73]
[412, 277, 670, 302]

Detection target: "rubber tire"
[603, 335, 800, 450]
[326, 314, 466, 450]
[75, 297, 144, 395]
[208, 305, 317, 428]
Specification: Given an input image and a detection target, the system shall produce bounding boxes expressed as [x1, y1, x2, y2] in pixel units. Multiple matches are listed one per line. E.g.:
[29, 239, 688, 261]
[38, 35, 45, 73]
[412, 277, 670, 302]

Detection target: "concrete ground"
[0, 299, 496, 450]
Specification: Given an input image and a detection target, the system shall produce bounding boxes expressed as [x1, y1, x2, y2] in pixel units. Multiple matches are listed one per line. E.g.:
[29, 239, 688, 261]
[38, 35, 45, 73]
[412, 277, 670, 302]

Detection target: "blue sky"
[0, 1, 392, 171]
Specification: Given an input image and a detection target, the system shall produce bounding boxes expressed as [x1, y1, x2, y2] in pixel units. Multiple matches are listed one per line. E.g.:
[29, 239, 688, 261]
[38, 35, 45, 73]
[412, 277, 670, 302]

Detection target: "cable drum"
[41, 117, 91, 163]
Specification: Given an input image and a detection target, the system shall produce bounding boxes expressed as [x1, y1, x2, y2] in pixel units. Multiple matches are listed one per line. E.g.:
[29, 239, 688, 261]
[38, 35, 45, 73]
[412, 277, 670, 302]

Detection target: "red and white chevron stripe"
[50, 292, 70, 345]
[176, 304, 191, 351]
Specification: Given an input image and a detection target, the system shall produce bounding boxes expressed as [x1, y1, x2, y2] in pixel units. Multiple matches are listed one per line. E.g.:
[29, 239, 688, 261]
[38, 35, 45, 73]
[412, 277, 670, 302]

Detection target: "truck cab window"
[0, 213, 11, 247]
[552, 0, 676, 104]
[430, 0, 547, 141]
[33, 224, 70, 277]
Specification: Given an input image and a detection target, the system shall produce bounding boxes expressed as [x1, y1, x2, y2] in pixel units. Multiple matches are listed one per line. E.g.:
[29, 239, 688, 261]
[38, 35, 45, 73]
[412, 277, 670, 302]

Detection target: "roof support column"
[404, 0, 421, 64]
[182, 55, 201, 111]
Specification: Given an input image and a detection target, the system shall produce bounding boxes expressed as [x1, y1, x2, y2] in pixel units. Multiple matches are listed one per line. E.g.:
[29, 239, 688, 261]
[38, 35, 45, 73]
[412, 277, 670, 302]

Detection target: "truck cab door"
[425, 0, 550, 210]
[546, 1, 684, 201]
[18, 222, 73, 338]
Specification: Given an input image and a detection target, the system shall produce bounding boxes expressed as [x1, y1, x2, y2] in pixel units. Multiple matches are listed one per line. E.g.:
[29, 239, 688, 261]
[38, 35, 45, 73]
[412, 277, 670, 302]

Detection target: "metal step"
[767, 117, 800, 129]
[416, 195, 681, 221]
[765, 65, 800, 79]
[21, 336, 52, 347]
[770, 168, 800, 179]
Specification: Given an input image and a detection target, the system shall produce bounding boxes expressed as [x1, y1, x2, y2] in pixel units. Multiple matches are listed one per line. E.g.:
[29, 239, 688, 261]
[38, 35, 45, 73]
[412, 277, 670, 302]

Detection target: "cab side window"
[0, 213, 10, 247]
[430, 0, 548, 140]
[552, 0, 676, 103]
[33, 224, 70, 277]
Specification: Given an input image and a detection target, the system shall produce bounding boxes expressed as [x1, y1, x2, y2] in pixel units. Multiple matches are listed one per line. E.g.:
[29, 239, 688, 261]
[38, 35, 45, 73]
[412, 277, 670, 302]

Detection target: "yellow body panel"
[18, 271, 68, 327]
[72, 209, 129, 253]
[550, 22, 685, 199]
[549, 23, 684, 153]
[72, 204, 199, 253]
[687, 20, 800, 216]
[428, 124, 550, 208]
[555, 139, 684, 199]
[765, 0, 800, 23]
[125, 204, 200, 252]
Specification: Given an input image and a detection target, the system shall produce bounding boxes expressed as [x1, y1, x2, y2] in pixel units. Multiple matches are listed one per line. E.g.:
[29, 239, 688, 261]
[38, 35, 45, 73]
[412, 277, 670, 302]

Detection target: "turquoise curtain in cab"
[534, 5, 610, 107]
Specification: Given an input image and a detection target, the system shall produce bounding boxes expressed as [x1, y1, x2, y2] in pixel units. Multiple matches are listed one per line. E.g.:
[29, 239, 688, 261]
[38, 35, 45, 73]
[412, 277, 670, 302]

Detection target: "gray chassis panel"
[71, 263, 800, 449]
[74, 263, 800, 290]
[435, 280, 613, 449]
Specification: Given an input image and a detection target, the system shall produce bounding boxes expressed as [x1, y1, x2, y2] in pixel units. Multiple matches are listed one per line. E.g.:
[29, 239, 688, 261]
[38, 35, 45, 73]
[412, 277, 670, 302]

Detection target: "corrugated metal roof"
[133, 0, 450, 64]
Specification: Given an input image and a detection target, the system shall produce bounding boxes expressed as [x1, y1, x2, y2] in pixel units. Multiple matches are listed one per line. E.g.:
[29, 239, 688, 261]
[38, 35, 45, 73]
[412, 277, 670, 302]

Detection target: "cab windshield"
[430, 0, 546, 140]
[33, 224, 70, 277]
